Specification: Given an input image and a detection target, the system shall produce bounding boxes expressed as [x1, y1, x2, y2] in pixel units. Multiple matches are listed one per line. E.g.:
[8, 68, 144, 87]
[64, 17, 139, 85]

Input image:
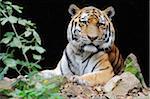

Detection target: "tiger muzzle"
[87, 35, 98, 42]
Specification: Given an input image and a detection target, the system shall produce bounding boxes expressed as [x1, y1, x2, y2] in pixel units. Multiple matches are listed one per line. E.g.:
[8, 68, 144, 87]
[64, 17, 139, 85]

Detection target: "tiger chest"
[71, 52, 105, 75]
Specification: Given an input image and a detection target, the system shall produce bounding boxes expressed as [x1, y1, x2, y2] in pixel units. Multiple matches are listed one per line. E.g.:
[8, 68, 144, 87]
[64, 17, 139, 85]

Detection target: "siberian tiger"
[40, 4, 124, 85]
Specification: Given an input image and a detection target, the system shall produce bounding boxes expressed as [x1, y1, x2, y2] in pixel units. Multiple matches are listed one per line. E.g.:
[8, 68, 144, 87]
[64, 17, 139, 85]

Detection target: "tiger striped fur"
[40, 4, 124, 85]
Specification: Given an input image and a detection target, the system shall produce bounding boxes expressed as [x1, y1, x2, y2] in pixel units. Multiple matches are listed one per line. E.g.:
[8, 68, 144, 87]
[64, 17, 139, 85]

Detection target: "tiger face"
[67, 4, 115, 53]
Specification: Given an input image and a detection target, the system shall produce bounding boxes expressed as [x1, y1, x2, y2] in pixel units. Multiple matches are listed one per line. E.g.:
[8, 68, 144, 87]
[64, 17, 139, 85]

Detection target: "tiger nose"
[87, 35, 98, 41]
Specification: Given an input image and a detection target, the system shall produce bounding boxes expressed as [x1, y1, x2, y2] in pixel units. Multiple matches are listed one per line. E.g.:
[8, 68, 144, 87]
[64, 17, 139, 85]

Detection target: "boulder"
[104, 72, 142, 97]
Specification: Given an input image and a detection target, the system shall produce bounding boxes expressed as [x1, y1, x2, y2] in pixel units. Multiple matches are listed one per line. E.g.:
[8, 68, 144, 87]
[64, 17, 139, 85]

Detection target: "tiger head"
[67, 4, 115, 53]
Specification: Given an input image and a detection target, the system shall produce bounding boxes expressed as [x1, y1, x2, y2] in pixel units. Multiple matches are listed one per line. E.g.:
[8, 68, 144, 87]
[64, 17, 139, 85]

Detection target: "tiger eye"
[96, 22, 104, 27]
[99, 23, 106, 29]
[79, 21, 87, 26]
[81, 20, 87, 24]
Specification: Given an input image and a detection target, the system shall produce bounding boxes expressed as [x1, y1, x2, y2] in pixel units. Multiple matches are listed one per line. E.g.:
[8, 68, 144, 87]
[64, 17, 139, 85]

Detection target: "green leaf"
[30, 63, 41, 69]
[35, 46, 45, 54]
[33, 30, 41, 45]
[33, 54, 41, 60]
[18, 18, 35, 27]
[16, 59, 29, 67]
[50, 93, 63, 99]
[9, 37, 22, 48]
[0, 53, 5, 60]
[1, 37, 11, 44]
[3, 58, 17, 68]
[24, 29, 32, 37]
[27, 71, 38, 78]
[4, 32, 15, 37]
[0, 17, 8, 25]
[125, 65, 139, 75]
[30, 46, 35, 50]
[12, 5, 23, 13]
[8, 89, 22, 97]
[25, 20, 35, 27]
[0, 67, 9, 80]
[6, 5, 13, 15]
[8, 16, 18, 24]
[0, 32, 14, 44]
[0, 16, 18, 25]
[4, 1, 12, 5]
[124, 57, 139, 75]
[0, 13, 2, 17]
[22, 46, 30, 54]
[18, 18, 27, 26]
[0, 53, 13, 61]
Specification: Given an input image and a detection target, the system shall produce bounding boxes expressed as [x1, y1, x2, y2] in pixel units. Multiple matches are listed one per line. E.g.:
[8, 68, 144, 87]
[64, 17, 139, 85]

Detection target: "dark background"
[4, 0, 149, 85]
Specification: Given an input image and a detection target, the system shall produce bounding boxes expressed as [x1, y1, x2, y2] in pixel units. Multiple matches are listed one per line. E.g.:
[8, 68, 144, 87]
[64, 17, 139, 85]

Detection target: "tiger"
[40, 4, 124, 86]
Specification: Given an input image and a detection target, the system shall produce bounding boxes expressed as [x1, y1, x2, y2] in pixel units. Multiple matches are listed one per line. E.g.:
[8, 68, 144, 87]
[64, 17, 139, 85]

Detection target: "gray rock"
[104, 72, 142, 97]
[113, 72, 142, 96]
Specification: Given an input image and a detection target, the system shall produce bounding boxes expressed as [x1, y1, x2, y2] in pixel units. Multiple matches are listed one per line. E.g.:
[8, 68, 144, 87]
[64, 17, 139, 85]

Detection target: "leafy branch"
[0, 0, 45, 79]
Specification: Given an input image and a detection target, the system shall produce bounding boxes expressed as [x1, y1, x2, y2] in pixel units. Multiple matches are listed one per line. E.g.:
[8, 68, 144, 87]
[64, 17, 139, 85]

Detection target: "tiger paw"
[67, 75, 90, 86]
[39, 70, 55, 79]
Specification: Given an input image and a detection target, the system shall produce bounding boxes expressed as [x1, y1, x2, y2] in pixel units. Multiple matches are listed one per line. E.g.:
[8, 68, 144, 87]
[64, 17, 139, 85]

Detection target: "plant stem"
[15, 67, 21, 75]
[11, 23, 31, 73]
[1, 10, 31, 73]
[11, 23, 29, 62]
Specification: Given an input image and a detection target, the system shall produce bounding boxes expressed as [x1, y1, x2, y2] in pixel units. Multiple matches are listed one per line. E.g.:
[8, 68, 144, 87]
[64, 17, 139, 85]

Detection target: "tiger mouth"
[82, 43, 98, 52]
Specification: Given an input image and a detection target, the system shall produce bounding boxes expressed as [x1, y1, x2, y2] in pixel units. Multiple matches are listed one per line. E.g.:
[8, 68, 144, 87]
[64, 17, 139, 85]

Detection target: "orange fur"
[108, 44, 124, 74]
[79, 53, 114, 85]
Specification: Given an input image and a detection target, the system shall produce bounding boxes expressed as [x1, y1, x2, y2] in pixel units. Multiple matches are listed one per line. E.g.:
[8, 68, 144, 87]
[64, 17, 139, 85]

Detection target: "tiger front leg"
[79, 66, 114, 86]
[39, 66, 62, 79]
[71, 55, 114, 86]
[39, 70, 57, 79]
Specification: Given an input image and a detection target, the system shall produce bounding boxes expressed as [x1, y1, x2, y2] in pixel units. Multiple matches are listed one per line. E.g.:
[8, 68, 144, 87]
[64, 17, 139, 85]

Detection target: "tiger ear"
[68, 4, 80, 16]
[103, 6, 115, 19]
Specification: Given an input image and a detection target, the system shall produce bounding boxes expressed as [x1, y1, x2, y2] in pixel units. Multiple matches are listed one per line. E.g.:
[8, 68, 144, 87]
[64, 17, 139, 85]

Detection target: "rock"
[60, 82, 97, 99]
[60, 72, 149, 99]
[142, 88, 150, 95]
[104, 72, 142, 97]
[127, 96, 133, 99]
[104, 92, 117, 99]
[133, 95, 150, 99]
[104, 75, 121, 92]
[113, 72, 142, 96]
[94, 85, 103, 92]
[0, 77, 17, 90]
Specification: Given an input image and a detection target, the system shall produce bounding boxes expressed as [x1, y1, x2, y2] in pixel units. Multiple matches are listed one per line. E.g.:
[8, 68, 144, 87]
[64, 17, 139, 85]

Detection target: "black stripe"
[70, 20, 74, 34]
[70, 20, 75, 40]
[91, 59, 102, 72]
[73, 22, 78, 35]
[114, 54, 122, 74]
[83, 58, 90, 74]
[65, 49, 75, 75]
[112, 47, 117, 63]
[108, 23, 111, 36]
[59, 61, 64, 75]
[100, 66, 109, 71]
[74, 22, 77, 28]
[82, 52, 98, 74]
[82, 52, 98, 63]
[104, 24, 110, 43]
[114, 51, 120, 67]
[105, 37, 109, 43]
[72, 20, 76, 36]
[104, 15, 109, 22]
